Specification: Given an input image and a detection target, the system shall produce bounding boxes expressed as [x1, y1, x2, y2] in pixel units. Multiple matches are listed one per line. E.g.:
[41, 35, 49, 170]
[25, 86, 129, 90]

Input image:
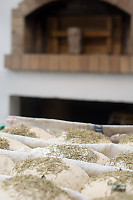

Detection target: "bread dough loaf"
[30, 127, 53, 140]
[0, 136, 31, 152]
[31, 144, 110, 165]
[49, 128, 111, 144]
[0, 175, 72, 200]
[110, 134, 127, 144]
[108, 152, 133, 170]
[12, 157, 89, 192]
[2, 125, 53, 140]
[119, 135, 133, 147]
[81, 171, 133, 198]
[0, 154, 14, 175]
[94, 193, 133, 200]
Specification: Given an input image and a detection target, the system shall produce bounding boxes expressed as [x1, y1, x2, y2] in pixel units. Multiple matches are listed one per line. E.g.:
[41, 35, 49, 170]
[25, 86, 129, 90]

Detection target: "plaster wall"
[0, 0, 133, 124]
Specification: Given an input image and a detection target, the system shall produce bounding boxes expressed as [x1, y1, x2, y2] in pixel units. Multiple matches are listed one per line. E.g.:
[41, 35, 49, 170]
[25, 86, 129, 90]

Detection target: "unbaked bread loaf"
[94, 193, 133, 200]
[119, 135, 133, 147]
[108, 152, 133, 170]
[12, 157, 89, 192]
[81, 171, 133, 199]
[0, 136, 31, 152]
[30, 126, 53, 140]
[31, 144, 110, 165]
[2, 124, 53, 140]
[110, 134, 127, 144]
[0, 154, 14, 175]
[50, 128, 111, 144]
[0, 175, 73, 200]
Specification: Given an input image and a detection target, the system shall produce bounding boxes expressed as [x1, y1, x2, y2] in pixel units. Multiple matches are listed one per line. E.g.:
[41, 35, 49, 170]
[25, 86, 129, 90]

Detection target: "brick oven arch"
[18, 0, 133, 17]
[18, 0, 56, 17]
[101, 0, 133, 15]
[5, 0, 133, 73]
[12, 0, 133, 54]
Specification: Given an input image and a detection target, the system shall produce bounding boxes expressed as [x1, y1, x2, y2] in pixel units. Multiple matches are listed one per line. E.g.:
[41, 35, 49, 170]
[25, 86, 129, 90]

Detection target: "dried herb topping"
[88, 171, 133, 185]
[94, 193, 133, 200]
[2, 124, 37, 138]
[0, 137, 10, 150]
[2, 175, 71, 200]
[13, 157, 69, 175]
[119, 135, 133, 144]
[110, 153, 133, 170]
[60, 128, 110, 144]
[46, 144, 98, 163]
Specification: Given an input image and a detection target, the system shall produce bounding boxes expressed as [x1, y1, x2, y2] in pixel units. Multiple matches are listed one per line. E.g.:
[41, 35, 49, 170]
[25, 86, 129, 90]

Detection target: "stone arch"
[12, 0, 133, 54]
[5, 0, 133, 72]
[18, 0, 56, 17]
[101, 0, 133, 15]
[17, 0, 133, 17]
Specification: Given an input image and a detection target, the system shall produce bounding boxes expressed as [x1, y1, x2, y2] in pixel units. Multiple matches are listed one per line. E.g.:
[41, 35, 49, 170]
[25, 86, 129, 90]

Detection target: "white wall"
[0, 0, 22, 124]
[0, 0, 133, 124]
[0, 0, 22, 71]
